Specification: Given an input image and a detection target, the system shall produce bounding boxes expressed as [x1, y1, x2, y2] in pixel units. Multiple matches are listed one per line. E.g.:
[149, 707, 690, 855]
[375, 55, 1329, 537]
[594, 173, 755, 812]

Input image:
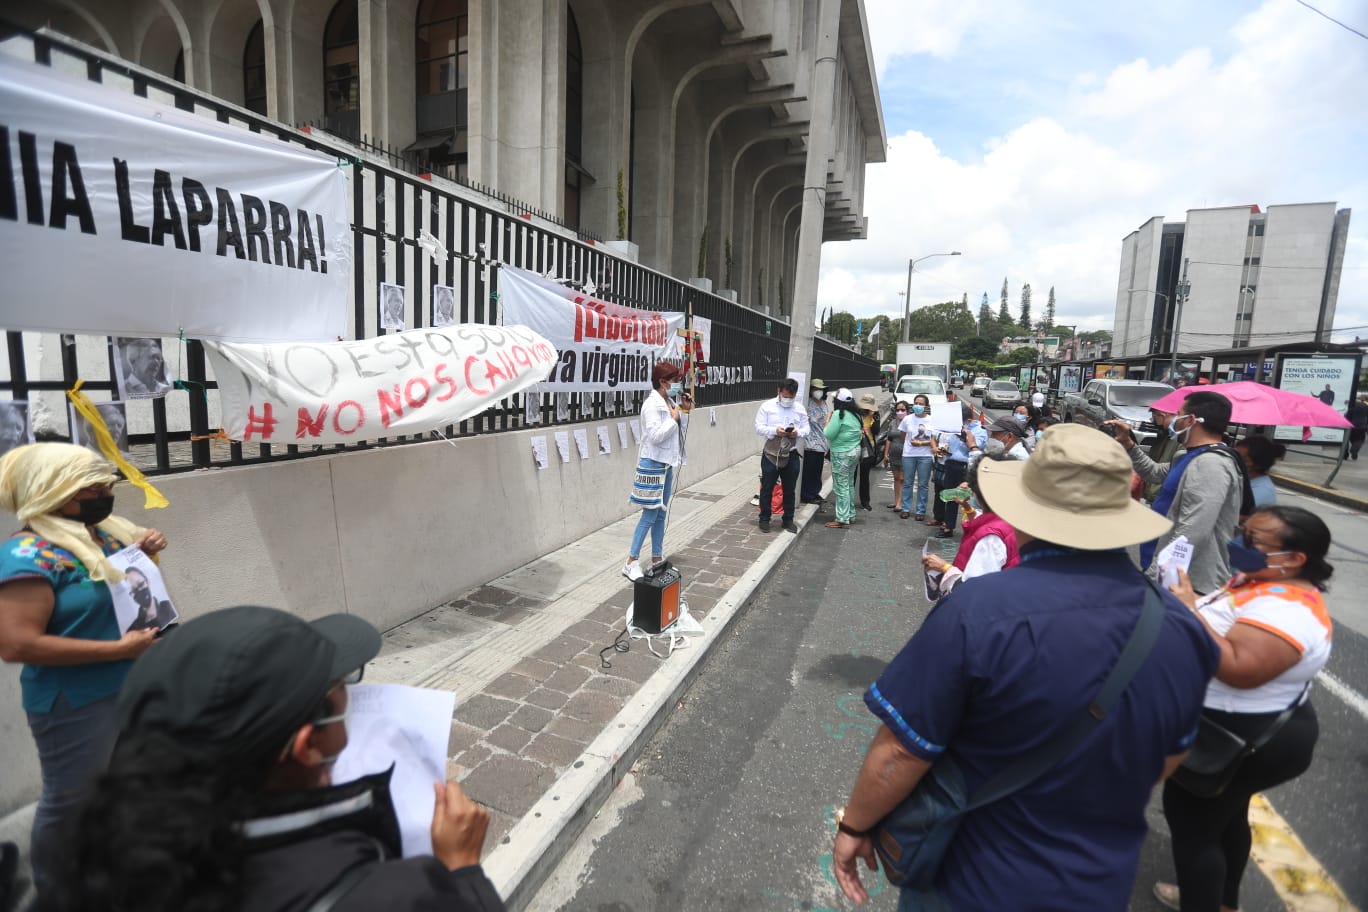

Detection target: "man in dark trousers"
[1346, 396, 1368, 460]
[753, 378, 809, 533]
[830, 425, 1216, 911]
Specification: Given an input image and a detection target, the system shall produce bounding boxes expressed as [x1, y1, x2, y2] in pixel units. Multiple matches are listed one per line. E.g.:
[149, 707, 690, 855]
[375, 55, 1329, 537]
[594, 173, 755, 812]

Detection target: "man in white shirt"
[982, 416, 1031, 461]
[754, 379, 810, 533]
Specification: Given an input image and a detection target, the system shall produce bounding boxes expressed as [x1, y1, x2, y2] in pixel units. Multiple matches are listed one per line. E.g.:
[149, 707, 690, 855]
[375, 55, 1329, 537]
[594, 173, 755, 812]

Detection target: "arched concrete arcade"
[13, 0, 885, 310]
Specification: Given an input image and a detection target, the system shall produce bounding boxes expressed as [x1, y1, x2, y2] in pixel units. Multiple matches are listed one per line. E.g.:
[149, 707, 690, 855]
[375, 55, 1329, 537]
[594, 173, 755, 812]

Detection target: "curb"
[481, 489, 826, 910]
[1270, 473, 1368, 513]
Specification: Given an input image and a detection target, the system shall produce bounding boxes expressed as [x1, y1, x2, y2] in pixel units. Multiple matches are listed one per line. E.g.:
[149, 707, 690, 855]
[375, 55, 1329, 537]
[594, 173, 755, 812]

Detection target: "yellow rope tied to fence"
[66, 380, 169, 510]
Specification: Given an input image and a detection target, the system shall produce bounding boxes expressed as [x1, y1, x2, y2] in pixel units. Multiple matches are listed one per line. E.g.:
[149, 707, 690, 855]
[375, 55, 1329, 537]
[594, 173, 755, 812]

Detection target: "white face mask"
[778, 395, 795, 408]
[984, 438, 1007, 458]
[812, 390, 826, 400]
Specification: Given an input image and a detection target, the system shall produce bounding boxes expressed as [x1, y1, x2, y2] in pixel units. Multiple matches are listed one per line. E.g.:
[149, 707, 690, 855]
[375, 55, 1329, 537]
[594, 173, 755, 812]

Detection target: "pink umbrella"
[1148, 381, 1352, 439]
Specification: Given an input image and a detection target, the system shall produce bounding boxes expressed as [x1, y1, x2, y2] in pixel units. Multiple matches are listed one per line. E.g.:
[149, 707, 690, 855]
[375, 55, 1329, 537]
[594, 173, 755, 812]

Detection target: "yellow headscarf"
[0, 443, 146, 583]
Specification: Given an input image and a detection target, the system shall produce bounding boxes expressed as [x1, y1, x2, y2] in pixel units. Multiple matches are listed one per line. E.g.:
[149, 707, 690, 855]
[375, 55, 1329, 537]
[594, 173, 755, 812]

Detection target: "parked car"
[970, 377, 991, 398]
[983, 380, 1021, 409]
[893, 376, 951, 415]
[1061, 379, 1174, 447]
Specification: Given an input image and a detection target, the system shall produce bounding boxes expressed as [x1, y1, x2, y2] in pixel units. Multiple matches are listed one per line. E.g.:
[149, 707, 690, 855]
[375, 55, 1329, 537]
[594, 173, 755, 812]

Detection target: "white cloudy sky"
[817, 0, 1368, 341]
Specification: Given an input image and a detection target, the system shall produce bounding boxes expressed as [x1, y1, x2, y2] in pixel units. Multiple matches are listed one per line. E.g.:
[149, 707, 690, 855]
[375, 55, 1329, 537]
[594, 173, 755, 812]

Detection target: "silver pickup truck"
[1061, 379, 1174, 447]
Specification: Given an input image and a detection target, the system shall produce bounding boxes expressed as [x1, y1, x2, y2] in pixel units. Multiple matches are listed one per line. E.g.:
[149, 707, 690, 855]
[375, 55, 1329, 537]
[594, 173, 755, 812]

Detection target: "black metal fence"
[0, 27, 875, 475]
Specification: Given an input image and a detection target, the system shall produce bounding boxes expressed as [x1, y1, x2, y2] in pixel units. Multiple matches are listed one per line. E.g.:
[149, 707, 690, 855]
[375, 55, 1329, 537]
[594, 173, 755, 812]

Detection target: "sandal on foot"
[824, 521, 849, 529]
[1152, 883, 1179, 912]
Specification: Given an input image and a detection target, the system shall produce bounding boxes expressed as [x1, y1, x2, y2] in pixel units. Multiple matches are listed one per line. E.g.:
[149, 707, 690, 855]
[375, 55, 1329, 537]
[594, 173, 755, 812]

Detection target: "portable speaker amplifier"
[631, 564, 682, 634]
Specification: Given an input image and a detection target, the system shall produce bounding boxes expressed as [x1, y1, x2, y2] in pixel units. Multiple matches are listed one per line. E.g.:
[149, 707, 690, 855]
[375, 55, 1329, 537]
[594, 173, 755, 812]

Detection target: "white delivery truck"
[895, 342, 952, 384]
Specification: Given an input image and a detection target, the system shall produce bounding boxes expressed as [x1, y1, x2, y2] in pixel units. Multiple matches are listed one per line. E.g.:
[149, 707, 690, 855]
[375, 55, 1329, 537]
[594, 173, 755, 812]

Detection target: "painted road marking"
[1317, 671, 1368, 724]
[1248, 793, 1357, 911]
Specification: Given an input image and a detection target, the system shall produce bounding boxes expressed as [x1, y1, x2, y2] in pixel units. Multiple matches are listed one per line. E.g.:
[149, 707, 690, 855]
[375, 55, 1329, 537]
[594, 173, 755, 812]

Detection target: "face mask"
[668, 382, 683, 399]
[1173, 415, 1200, 443]
[1226, 537, 1293, 575]
[132, 586, 153, 609]
[74, 494, 115, 525]
[1015, 413, 1028, 424]
[778, 395, 795, 409]
[984, 438, 1007, 458]
[895, 410, 907, 419]
[912, 405, 925, 415]
[1034, 430, 1043, 441]
[813, 390, 826, 400]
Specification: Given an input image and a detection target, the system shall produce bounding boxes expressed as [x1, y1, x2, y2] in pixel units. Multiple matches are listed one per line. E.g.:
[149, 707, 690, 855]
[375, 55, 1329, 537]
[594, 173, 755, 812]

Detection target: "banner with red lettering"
[498, 266, 685, 392]
[204, 326, 556, 445]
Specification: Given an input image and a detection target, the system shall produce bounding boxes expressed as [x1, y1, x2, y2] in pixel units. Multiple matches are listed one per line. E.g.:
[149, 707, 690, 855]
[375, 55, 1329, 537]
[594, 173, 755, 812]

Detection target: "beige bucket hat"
[976, 424, 1172, 550]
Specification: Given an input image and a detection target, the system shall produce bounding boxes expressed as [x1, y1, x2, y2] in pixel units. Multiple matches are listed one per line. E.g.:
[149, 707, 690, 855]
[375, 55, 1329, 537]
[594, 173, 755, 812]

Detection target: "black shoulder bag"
[1170, 685, 1310, 798]
[873, 583, 1165, 892]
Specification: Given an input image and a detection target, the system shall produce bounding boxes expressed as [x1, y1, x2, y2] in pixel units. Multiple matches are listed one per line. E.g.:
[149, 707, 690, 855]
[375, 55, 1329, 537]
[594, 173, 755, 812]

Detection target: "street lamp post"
[902, 251, 962, 342]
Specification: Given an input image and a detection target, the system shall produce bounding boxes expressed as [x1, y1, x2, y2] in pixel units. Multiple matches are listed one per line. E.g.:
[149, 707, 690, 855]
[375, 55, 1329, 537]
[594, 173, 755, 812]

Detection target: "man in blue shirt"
[931, 402, 987, 537]
[832, 424, 1218, 911]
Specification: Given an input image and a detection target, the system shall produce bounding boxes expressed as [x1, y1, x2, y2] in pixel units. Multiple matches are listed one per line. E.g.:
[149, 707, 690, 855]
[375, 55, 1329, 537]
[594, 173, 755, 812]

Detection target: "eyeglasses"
[312, 666, 364, 726]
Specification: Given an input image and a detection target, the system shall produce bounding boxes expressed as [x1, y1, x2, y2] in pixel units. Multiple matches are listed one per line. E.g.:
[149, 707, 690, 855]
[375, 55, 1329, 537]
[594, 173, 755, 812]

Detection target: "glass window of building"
[324, 0, 360, 119]
[564, 8, 583, 229]
[414, 0, 468, 178]
[243, 21, 267, 115]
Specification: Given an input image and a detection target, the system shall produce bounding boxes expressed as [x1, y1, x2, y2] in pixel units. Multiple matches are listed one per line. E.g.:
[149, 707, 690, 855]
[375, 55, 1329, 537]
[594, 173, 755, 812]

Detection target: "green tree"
[1039, 286, 1056, 333]
[954, 336, 999, 363]
[997, 345, 1039, 365]
[905, 299, 976, 344]
[956, 357, 996, 377]
[1079, 329, 1112, 343]
[1018, 283, 1033, 330]
[977, 293, 992, 333]
[822, 310, 857, 344]
[998, 277, 1012, 323]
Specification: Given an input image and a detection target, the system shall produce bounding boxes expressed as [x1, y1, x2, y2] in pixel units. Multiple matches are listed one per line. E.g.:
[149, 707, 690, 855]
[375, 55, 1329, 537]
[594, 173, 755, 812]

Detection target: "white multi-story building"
[1113, 203, 1351, 357]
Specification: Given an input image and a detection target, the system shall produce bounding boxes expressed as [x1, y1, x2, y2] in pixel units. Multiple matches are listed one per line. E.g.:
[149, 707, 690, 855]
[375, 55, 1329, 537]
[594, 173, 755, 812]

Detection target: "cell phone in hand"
[785, 426, 795, 433]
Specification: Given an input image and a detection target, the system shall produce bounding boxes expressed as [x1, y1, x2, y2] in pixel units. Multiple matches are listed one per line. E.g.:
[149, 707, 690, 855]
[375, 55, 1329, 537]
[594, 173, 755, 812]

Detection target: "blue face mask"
[668, 382, 683, 399]
[1015, 413, 1028, 424]
[912, 405, 925, 415]
[1226, 536, 1292, 574]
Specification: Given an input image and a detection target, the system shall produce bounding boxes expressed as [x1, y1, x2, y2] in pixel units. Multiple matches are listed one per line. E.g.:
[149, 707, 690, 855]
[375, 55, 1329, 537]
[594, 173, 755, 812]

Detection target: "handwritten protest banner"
[205, 325, 556, 445]
[498, 266, 684, 392]
[0, 54, 350, 342]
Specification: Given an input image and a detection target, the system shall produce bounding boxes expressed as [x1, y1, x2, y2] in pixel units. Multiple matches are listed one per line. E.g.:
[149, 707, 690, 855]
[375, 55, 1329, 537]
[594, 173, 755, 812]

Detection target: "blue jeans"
[901, 455, 933, 515]
[629, 462, 674, 559]
[26, 693, 120, 902]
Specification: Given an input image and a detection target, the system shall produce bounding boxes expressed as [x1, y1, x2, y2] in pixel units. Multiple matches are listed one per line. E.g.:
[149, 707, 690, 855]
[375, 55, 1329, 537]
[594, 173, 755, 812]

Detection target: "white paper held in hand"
[330, 683, 457, 858]
[1155, 535, 1194, 589]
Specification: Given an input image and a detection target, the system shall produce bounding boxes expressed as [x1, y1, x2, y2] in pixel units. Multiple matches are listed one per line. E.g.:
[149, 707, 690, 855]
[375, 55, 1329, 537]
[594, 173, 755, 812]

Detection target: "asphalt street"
[528, 413, 1367, 912]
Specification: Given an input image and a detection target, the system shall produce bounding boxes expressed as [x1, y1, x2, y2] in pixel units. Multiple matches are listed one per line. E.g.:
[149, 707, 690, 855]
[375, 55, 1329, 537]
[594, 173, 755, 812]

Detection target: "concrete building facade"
[1113, 203, 1351, 358]
[9, 0, 886, 314]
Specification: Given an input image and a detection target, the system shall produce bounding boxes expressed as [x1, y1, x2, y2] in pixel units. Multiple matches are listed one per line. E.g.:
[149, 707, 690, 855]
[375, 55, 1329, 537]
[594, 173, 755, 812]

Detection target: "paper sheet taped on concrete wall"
[205, 325, 556, 445]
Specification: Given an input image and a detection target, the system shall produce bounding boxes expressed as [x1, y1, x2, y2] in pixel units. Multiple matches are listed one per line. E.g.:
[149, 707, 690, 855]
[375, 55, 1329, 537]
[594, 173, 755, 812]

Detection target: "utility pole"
[1171, 258, 1191, 381]
[784, 0, 840, 385]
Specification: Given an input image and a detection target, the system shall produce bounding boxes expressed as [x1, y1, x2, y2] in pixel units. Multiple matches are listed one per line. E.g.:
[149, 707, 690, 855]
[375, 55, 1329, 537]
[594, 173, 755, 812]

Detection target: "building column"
[785, 0, 839, 377]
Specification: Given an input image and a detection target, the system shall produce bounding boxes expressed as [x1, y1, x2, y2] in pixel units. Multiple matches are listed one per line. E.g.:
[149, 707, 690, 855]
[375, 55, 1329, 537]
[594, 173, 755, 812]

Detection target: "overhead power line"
[1294, 0, 1368, 41]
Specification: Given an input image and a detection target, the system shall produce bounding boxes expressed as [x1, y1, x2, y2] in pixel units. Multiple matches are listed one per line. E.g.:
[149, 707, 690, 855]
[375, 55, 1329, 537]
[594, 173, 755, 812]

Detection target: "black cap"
[988, 415, 1027, 438]
[115, 606, 382, 767]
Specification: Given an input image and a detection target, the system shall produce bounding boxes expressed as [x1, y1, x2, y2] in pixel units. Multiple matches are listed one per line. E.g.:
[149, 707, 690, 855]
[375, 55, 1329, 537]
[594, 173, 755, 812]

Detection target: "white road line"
[1317, 670, 1368, 723]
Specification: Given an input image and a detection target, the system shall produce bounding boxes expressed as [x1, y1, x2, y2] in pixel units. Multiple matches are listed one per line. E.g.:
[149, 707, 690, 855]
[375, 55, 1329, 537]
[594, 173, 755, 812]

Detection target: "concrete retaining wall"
[0, 396, 787, 817]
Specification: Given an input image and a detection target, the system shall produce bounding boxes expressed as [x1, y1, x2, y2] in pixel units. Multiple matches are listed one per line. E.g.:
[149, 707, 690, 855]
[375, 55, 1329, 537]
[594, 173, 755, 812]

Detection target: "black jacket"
[237, 771, 504, 912]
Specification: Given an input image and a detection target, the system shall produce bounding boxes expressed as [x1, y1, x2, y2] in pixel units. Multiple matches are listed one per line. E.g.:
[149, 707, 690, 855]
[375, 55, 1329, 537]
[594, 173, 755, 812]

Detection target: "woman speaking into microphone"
[623, 363, 690, 580]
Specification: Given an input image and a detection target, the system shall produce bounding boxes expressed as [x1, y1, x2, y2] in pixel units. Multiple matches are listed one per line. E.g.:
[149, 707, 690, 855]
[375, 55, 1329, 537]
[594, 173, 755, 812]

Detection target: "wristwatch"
[835, 806, 869, 838]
